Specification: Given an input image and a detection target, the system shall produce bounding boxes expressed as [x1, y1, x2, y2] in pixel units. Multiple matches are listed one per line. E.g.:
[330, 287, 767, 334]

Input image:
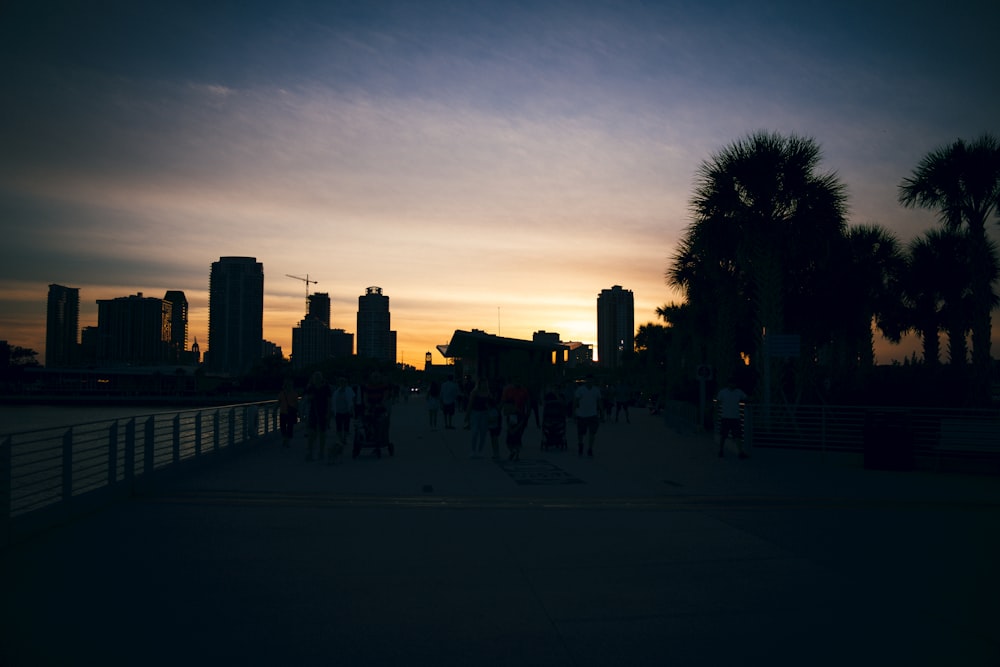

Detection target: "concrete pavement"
[2, 398, 999, 666]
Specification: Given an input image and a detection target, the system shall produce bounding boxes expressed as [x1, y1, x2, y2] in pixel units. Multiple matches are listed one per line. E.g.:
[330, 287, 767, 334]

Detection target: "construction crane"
[286, 274, 318, 312]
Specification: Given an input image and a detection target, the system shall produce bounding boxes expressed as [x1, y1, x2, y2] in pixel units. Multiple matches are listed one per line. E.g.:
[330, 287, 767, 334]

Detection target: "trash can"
[863, 410, 914, 471]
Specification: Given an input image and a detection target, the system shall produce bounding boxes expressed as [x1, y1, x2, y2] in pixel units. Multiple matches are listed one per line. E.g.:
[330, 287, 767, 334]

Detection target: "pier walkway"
[2, 399, 999, 666]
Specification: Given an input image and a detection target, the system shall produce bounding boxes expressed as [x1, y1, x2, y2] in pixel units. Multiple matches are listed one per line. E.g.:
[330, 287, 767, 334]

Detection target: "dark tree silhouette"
[668, 131, 848, 395]
[899, 134, 1000, 402]
[822, 224, 906, 375]
[903, 228, 995, 367]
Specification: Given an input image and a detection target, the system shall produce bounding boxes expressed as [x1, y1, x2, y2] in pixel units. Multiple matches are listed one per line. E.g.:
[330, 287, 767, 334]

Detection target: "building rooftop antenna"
[286, 274, 318, 313]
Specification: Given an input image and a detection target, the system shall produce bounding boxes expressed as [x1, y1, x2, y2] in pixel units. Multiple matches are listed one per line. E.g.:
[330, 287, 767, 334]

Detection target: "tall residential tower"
[163, 290, 189, 362]
[356, 286, 396, 364]
[596, 285, 634, 369]
[46, 284, 79, 368]
[208, 257, 264, 375]
[95, 292, 171, 365]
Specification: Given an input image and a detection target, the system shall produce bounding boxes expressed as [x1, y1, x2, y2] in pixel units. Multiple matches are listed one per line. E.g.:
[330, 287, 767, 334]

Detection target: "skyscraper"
[292, 291, 353, 368]
[46, 284, 80, 368]
[96, 292, 171, 365]
[356, 286, 396, 363]
[163, 290, 188, 362]
[597, 285, 634, 369]
[307, 292, 331, 328]
[208, 256, 264, 375]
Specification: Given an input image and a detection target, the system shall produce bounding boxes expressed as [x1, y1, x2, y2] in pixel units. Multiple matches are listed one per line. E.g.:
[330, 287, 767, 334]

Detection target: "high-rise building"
[46, 284, 80, 368]
[597, 285, 634, 369]
[163, 290, 188, 362]
[95, 292, 171, 365]
[292, 317, 331, 369]
[208, 256, 264, 375]
[307, 292, 331, 328]
[291, 291, 353, 369]
[356, 286, 396, 363]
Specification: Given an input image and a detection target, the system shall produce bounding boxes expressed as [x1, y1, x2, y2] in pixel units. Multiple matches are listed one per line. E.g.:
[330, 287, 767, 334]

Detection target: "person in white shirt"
[573, 375, 603, 457]
[716, 379, 748, 459]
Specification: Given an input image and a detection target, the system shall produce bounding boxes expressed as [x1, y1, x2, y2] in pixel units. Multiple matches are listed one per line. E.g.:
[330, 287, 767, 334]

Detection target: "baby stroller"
[352, 404, 394, 459]
[540, 392, 568, 450]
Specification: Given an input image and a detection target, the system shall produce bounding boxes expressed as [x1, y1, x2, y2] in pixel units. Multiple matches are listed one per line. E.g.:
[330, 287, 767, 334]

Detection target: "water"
[0, 404, 198, 435]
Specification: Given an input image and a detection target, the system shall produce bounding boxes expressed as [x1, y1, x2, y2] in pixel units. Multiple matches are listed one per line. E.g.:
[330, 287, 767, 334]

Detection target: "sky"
[1, 0, 998, 368]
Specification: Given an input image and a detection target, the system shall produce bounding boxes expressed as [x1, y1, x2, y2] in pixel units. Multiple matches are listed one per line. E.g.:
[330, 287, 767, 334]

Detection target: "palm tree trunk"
[921, 325, 940, 366]
[970, 230, 994, 404]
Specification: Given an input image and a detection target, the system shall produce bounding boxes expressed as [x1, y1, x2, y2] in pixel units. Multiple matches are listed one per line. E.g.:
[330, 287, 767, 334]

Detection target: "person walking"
[467, 378, 491, 458]
[331, 376, 355, 462]
[277, 378, 299, 449]
[613, 381, 632, 423]
[440, 375, 460, 429]
[574, 375, 602, 457]
[361, 371, 393, 454]
[716, 378, 749, 459]
[486, 387, 503, 460]
[426, 380, 442, 428]
[304, 371, 332, 462]
[501, 378, 530, 460]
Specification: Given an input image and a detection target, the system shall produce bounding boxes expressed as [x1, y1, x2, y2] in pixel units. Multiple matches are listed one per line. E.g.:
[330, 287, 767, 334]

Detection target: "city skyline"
[2, 2, 999, 367]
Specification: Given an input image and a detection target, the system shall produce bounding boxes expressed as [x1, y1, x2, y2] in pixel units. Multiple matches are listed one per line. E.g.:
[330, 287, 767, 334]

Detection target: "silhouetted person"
[277, 378, 299, 449]
[487, 386, 503, 460]
[542, 390, 568, 449]
[467, 378, 491, 458]
[331, 376, 354, 462]
[574, 375, 602, 457]
[304, 371, 332, 462]
[614, 381, 632, 423]
[527, 382, 542, 428]
[440, 375, 460, 429]
[716, 378, 748, 459]
[501, 378, 530, 460]
[362, 371, 393, 450]
[460, 374, 474, 428]
[426, 380, 441, 428]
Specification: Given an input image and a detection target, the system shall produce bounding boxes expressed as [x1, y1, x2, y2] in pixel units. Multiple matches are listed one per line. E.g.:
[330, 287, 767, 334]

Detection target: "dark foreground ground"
[3, 399, 999, 666]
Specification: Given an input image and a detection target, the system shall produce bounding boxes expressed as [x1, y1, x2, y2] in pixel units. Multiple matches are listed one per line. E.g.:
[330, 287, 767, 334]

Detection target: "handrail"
[736, 403, 1000, 472]
[2, 400, 280, 546]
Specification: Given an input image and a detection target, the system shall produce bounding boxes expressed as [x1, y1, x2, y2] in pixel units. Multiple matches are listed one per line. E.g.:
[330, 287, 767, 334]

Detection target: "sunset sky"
[2, 1, 998, 367]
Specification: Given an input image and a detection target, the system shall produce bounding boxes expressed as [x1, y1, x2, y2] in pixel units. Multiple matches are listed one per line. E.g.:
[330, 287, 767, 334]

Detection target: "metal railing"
[1, 401, 279, 543]
[738, 403, 1000, 469]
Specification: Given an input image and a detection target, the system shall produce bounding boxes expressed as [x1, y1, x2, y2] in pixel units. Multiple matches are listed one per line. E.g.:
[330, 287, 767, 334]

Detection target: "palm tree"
[899, 134, 1000, 401]
[668, 131, 848, 395]
[904, 232, 949, 365]
[825, 224, 906, 369]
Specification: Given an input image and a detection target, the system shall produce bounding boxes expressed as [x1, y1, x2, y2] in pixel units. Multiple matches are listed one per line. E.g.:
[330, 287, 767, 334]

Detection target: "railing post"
[144, 417, 155, 476]
[1, 435, 12, 547]
[125, 418, 136, 489]
[62, 428, 73, 506]
[108, 420, 118, 487]
[821, 405, 828, 460]
[195, 412, 202, 457]
[247, 405, 258, 440]
[172, 414, 181, 465]
[228, 409, 236, 449]
[213, 410, 220, 453]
